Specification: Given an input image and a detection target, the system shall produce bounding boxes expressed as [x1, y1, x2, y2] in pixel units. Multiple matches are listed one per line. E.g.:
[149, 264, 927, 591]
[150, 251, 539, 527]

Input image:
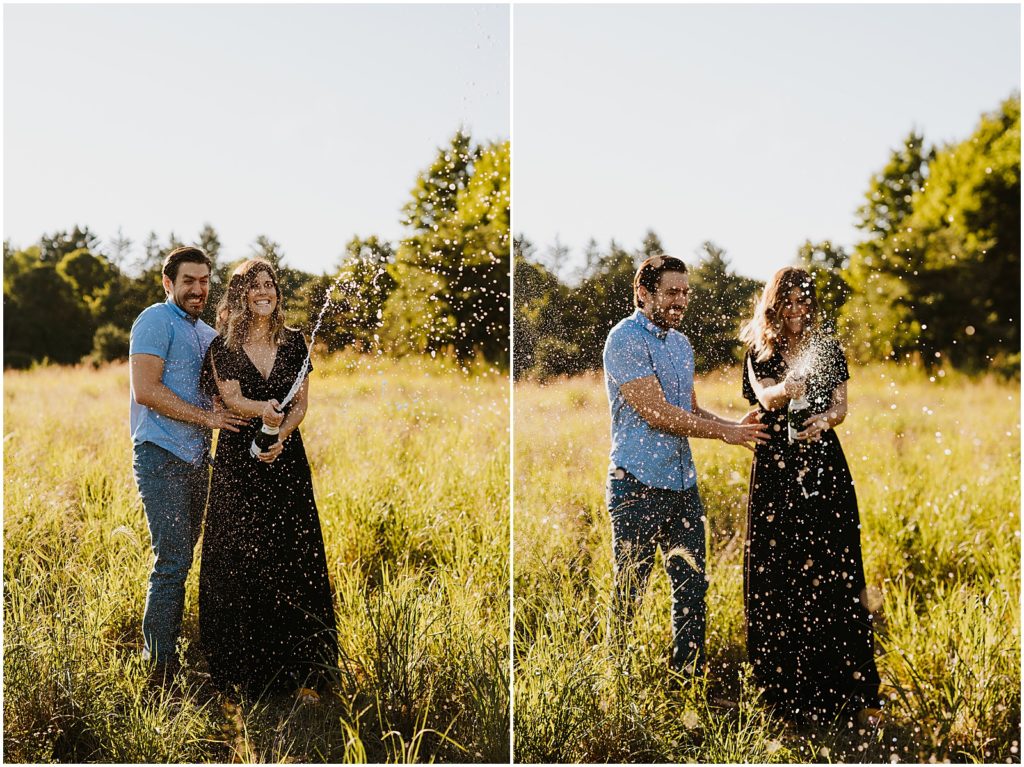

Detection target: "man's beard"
[650, 304, 685, 330]
[176, 292, 207, 318]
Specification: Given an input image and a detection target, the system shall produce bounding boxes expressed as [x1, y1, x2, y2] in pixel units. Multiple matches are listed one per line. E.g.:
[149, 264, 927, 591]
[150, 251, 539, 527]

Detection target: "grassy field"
[3, 353, 510, 763]
[513, 364, 1020, 763]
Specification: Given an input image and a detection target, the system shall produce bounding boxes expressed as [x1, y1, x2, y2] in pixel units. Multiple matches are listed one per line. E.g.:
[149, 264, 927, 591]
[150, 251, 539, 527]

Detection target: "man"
[603, 254, 768, 678]
[129, 246, 247, 675]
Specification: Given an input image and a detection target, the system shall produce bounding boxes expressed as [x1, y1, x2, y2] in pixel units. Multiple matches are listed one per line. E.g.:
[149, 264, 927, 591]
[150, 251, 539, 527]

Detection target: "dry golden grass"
[514, 364, 1020, 763]
[4, 353, 510, 763]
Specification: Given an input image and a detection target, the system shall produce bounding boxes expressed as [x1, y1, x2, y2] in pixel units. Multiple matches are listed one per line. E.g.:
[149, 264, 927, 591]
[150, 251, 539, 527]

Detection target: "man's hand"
[261, 399, 284, 428]
[208, 397, 248, 432]
[256, 439, 284, 463]
[796, 413, 829, 442]
[739, 408, 762, 425]
[721, 420, 770, 451]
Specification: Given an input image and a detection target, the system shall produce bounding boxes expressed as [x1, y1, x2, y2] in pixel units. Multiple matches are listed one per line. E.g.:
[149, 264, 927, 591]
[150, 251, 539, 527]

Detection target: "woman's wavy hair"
[740, 266, 819, 362]
[216, 258, 286, 351]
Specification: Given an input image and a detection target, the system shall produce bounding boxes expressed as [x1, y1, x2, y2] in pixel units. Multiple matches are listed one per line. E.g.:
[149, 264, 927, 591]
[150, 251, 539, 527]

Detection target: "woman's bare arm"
[277, 376, 308, 442]
[256, 376, 308, 463]
[209, 355, 282, 424]
[797, 381, 848, 440]
[747, 355, 802, 411]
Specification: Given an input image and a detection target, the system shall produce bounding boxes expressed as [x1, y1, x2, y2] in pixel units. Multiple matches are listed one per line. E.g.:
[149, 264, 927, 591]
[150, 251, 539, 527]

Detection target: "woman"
[739, 266, 881, 725]
[199, 258, 338, 698]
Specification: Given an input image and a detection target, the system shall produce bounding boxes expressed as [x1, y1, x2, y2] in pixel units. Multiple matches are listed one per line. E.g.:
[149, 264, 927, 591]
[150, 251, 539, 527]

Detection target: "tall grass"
[4, 353, 510, 763]
[513, 364, 1020, 763]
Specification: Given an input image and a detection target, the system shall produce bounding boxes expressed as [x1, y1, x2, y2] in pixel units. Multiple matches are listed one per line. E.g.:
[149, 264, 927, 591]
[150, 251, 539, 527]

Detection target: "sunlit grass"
[3, 352, 510, 763]
[513, 364, 1020, 763]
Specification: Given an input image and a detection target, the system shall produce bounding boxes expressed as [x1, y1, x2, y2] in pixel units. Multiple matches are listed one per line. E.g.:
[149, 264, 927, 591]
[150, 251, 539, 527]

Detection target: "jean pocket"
[134, 443, 178, 477]
[608, 470, 645, 513]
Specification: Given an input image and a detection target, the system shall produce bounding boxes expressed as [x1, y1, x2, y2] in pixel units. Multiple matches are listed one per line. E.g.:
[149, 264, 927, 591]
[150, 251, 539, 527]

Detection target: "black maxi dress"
[742, 339, 881, 722]
[199, 329, 338, 695]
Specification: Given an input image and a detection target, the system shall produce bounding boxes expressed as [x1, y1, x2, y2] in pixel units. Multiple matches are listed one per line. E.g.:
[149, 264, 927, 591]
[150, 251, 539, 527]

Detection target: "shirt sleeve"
[830, 339, 850, 385]
[199, 340, 219, 399]
[129, 307, 172, 359]
[202, 335, 244, 392]
[741, 351, 757, 405]
[200, 336, 240, 399]
[743, 350, 783, 405]
[603, 326, 654, 386]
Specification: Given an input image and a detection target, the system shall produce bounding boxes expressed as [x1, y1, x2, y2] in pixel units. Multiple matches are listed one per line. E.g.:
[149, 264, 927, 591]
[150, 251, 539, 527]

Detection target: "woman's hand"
[257, 439, 285, 463]
[261, 399, 284, 428]
[796, 414, 829, 442]
[783, 372, 807, 399]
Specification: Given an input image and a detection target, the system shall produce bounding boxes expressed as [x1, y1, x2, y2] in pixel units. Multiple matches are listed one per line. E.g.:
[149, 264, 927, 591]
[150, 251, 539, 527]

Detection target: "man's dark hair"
[634, 254, 687, 308]
[163, 246, 213, 282]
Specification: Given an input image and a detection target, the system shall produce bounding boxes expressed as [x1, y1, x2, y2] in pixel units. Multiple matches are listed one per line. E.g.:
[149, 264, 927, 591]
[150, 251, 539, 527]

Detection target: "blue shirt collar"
[165, 297, 198, 325]
[632, 308, 670, 341]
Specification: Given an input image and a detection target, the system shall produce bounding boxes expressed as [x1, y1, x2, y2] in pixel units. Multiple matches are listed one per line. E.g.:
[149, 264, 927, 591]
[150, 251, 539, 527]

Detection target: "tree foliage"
[842, 95, 1020, 373]
[4, 263, 95, 367]
[843, 132, 934, 361]
[680, 242, 762, 372]
[385, 132, 510, 366]
[515, 95, 1019, 380]
[3, 128, 511, 371]
[514, 235, 762, 379]
[796, 240, 852, 336]
[316, 236, 397, 352]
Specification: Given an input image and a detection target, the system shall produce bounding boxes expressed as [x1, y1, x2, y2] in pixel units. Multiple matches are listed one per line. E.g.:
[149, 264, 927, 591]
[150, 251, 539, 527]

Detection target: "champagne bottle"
[250, 406, 283, 458]
[787, 392, 810, 444]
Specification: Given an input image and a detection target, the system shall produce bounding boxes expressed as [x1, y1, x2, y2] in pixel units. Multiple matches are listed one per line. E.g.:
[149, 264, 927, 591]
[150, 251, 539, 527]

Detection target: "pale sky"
[514, 4, 1020, 281]
[5, 4, 510, 275]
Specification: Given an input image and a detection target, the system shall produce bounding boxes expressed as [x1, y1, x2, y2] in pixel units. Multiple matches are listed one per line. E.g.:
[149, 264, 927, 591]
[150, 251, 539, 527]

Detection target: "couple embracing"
[603, 255, 883, 726]
[129, 246, 337, 699]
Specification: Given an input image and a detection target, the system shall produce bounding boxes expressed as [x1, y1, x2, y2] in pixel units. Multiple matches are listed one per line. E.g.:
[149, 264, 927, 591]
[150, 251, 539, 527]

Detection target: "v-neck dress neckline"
[242, 342, 279, 383]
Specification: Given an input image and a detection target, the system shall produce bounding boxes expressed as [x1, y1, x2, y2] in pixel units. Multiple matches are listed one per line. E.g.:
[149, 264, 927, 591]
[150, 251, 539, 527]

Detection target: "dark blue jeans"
[607, 469, 708, 674]
[133, 442, 209, 664]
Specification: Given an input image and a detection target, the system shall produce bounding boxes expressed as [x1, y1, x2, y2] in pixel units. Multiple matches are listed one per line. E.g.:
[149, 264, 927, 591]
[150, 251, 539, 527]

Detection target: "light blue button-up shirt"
[129, 300, 218, 465]
[603, 309, 697, 492]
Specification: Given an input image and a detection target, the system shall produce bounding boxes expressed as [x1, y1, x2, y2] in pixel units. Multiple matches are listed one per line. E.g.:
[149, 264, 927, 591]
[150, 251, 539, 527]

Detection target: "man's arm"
[690, 389, 760, 425]
[620, 376, 768, 447]
[130, 354, 246, 432]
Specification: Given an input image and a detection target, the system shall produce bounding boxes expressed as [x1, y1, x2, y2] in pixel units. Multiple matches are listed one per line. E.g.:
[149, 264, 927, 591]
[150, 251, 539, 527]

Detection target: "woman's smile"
[247, 272, 278, 315]
[782, 288, 811, 335]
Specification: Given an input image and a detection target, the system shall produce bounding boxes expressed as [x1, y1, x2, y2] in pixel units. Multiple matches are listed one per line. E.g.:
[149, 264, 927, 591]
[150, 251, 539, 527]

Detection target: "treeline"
[514, 95, 1020, 380]
[3, 130, 510, 370]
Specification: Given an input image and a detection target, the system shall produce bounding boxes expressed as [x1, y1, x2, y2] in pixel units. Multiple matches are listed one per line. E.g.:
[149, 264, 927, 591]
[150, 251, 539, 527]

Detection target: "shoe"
[294, 687, 320, 705]
[856, 706, 884, 728]
[219, 698, 251, 763]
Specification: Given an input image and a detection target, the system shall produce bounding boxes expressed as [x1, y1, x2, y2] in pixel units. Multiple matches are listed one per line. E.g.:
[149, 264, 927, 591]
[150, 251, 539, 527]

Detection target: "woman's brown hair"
[216, 258, 287, 351]
[740, 266, 819, 362]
